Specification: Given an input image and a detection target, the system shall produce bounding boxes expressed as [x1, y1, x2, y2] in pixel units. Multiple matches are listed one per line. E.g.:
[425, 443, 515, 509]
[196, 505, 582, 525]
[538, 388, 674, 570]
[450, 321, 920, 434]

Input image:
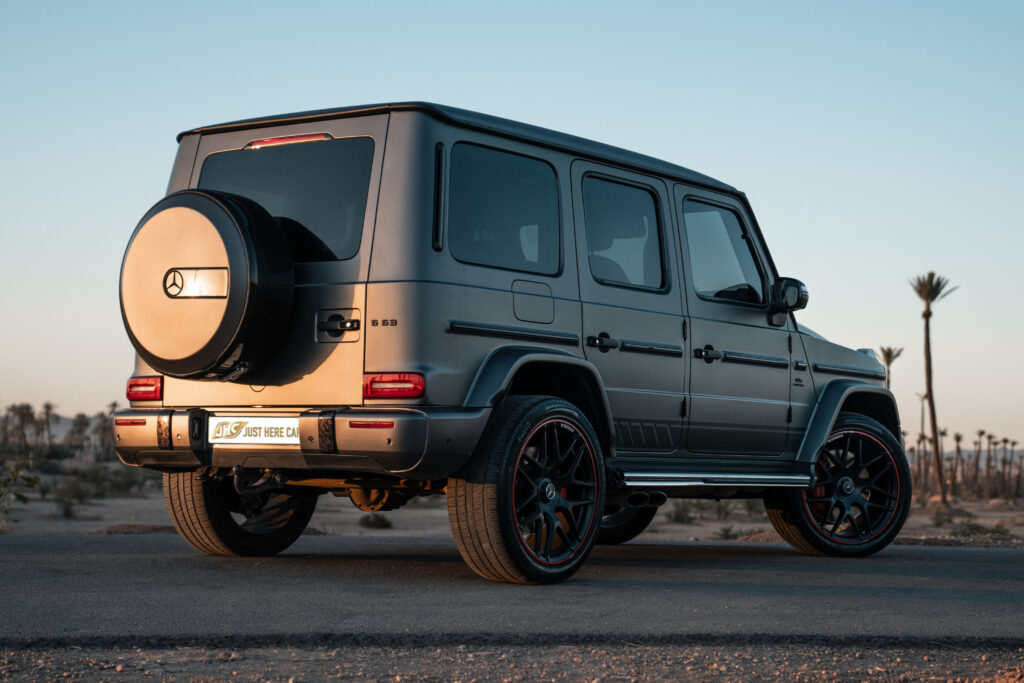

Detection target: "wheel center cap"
[542, 482, 558, 502]
[838, 476, 856, 496]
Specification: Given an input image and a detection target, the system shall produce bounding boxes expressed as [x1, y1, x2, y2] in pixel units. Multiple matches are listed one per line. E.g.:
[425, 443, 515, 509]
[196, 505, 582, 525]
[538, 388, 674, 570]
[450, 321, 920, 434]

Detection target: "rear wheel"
[596, 505, 658, 545]
[765, 413, 910, 557]
[448, 396, 605, 584]
[163, 471, 316, 556]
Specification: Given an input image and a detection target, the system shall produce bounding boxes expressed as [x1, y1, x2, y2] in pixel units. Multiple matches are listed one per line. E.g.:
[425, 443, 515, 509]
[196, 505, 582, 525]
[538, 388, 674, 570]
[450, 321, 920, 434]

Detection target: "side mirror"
[769, 277, 808, 326]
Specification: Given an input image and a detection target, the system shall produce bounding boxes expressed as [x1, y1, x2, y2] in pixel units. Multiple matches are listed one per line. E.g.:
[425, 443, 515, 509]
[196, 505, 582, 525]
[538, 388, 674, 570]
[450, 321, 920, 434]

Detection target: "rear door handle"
[694, 345, 723, 362]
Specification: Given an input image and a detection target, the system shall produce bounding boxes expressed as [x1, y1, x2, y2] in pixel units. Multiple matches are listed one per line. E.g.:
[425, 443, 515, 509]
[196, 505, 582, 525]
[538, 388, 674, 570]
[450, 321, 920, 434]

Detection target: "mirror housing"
[769, 277, 808, 326]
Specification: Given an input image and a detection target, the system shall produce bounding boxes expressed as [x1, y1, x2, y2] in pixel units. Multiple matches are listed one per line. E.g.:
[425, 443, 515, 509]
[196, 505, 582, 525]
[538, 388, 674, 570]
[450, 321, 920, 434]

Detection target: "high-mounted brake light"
[245, 133, 333, 150]
[363, 373, 425, 399]
[126, 376, 162, 401]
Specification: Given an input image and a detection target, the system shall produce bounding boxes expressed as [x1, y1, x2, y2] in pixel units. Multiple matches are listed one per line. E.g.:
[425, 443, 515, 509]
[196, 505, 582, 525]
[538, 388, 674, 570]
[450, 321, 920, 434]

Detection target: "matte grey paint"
[117, 103, 903, 491]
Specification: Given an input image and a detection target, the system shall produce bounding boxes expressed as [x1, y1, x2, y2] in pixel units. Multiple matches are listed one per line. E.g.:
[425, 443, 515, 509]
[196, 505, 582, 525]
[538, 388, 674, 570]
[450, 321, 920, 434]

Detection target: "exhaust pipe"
[605, 490, 667, 509]
[646, 490, 668, 508]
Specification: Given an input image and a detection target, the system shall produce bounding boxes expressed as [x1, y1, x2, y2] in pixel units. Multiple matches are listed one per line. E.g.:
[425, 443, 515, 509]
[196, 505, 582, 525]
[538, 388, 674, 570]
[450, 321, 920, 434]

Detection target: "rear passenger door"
[675, 186, 791, 456]
[572, 161, 686, 455]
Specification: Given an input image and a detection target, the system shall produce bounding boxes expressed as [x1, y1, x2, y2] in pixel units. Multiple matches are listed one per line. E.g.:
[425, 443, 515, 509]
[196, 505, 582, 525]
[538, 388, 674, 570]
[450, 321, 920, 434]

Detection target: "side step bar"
[622, 472, 812, 488]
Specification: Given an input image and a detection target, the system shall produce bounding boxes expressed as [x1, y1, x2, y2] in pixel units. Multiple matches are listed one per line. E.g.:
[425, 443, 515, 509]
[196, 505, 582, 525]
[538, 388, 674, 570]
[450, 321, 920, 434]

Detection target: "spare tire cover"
[120, 190, 293, 380]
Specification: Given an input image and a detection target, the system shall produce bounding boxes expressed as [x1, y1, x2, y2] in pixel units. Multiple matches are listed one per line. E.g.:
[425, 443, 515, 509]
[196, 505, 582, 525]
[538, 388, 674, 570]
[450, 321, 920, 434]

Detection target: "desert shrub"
[0, 456, 39, 533]
[717, 525, 764, 540]
[743, 498, 766, 517]
[713, 500, 735, 520]
[950, 520, 1013, 539]
[667, 500, 696, 524]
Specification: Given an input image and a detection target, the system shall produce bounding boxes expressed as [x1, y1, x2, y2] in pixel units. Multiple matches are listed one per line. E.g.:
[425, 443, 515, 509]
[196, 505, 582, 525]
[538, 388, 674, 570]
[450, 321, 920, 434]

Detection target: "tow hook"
[232, 466, 287, 495]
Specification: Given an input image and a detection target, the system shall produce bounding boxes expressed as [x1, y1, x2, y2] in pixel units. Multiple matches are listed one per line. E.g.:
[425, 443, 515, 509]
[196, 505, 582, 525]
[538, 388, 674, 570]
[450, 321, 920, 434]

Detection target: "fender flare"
[462, 345, 615, 446]
[796, 379, 902, 467]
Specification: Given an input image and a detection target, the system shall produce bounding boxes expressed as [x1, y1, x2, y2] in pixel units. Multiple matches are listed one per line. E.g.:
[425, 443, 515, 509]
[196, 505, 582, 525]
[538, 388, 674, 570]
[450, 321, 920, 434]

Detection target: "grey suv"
[115, 103, 909, 583]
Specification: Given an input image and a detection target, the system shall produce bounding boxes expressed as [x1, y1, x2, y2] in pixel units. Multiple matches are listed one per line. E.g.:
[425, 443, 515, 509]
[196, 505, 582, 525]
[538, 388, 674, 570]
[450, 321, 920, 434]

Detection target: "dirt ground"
[4, 485, 1022, 681]
[2, 641, 1023, 682]
[6, 482, 1023, 547]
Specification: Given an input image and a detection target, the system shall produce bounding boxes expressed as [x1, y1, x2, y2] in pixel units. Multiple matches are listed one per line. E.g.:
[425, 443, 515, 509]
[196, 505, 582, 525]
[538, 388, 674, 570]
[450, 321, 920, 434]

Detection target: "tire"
[447, 396, 605, 584]
[120, 190, 294, 380]
[596, 505, 658, 545]
[163, 471, 316, 556]
[765, 412, 911, 557]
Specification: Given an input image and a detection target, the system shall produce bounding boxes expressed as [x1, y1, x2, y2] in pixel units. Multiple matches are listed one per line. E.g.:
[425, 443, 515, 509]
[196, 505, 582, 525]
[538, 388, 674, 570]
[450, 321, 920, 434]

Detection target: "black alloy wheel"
[447, 396, 606, 584]
[511, 416, 600, 565]
[765, 412, 910, 557]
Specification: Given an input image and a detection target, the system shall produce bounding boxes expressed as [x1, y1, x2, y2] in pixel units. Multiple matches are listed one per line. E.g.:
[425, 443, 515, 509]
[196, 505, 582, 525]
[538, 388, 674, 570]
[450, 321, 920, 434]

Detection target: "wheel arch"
[797, 379, 902, 467]
[463, 345, 615, 457]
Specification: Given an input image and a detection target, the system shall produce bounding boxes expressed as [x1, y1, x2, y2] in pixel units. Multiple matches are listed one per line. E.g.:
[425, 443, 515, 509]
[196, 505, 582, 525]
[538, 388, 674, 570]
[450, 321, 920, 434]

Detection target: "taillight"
[363, 373, 425, 399]
[245, 133, 333, 150]
[126, 376, 162, 401]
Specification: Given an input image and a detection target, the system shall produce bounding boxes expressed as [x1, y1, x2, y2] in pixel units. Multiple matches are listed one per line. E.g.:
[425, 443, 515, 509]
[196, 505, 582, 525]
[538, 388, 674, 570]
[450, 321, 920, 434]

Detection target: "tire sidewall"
[791, 413, 911, 557]
[202, 478, 316, 556]
[494, 398, 605, 583]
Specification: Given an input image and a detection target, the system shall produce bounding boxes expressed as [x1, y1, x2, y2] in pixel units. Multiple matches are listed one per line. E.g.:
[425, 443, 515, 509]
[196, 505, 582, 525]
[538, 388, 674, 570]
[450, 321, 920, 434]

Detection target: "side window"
[582, 177, 664, 289]
[448, 143, 559, 275]
[682, 199, 764, 304]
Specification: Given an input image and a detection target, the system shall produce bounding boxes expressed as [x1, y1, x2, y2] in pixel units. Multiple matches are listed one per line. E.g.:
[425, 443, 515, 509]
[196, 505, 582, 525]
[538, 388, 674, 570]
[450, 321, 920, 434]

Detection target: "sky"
[1, 1, 1021, 447]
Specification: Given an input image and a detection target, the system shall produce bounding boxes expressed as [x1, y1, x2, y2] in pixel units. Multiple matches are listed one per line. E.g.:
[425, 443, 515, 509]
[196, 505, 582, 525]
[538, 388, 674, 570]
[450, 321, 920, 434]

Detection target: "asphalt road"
[1, 534, 1021, 648]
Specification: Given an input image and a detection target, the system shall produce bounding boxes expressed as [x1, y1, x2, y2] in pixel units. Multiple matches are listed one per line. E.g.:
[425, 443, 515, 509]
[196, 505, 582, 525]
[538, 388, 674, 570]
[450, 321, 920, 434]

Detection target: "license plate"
[208, 416, 300, 445]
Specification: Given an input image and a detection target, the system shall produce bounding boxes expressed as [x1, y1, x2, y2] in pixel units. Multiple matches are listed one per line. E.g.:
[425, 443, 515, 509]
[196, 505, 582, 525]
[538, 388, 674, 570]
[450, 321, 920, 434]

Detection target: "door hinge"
[786, 406, 793, 423]
[788, 335, 793, 352]
[682, 320, 688, 341]
[681, 398, 687, 418]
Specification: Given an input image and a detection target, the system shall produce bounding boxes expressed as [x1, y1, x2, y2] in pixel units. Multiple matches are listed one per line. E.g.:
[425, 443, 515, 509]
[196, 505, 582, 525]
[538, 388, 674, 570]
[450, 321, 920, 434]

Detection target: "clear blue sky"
[1, 1, 1021, 447]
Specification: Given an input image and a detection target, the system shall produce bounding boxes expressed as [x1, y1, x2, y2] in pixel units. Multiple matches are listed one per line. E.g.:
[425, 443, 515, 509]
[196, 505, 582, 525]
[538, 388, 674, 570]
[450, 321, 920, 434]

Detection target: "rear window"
[198, 136, 374, 262]
[448, 143, 560, 275]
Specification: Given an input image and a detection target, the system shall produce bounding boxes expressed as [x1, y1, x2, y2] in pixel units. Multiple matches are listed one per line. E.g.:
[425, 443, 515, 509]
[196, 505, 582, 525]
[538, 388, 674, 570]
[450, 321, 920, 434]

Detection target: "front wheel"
[163, 471, 317, 556]
[765, 412, 910, 557]
[448, 396, 605, 584]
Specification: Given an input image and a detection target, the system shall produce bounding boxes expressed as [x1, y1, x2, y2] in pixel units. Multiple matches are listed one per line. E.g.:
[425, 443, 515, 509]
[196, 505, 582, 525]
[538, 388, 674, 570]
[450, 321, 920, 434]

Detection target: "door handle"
[587, 334, 620, 351]
[694, 345, 723, 362]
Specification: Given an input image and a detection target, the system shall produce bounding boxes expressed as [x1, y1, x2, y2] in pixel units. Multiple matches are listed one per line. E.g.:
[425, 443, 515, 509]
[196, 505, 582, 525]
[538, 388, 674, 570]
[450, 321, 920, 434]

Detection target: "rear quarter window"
[448, 143, 560, 275]
[198, 136, 374, 262]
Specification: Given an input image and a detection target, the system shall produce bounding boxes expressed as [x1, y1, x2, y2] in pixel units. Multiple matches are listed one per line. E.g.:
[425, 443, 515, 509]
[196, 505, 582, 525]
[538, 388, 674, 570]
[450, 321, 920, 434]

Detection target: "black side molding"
[812, 362, 886, 381]
[448, 320, 579, 346]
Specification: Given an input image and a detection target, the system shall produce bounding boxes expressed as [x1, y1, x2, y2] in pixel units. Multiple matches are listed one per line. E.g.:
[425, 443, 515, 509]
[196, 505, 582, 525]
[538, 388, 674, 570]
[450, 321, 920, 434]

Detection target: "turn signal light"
[363, 373, 425, 399]
[126, 376, 163, 401]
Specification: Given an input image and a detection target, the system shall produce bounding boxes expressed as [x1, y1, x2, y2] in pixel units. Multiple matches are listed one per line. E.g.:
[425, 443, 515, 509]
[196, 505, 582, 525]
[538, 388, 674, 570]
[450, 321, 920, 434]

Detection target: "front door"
[674, 186, 791, 456]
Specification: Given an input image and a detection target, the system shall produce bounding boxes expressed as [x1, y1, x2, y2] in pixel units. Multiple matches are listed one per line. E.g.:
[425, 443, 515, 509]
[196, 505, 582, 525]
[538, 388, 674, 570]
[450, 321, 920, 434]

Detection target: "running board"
[622, 472, 812, 488]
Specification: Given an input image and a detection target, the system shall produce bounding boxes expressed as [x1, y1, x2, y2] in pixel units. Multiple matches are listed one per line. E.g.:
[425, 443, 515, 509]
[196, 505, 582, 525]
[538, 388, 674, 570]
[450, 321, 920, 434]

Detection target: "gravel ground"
[3, 639, 1023, 681]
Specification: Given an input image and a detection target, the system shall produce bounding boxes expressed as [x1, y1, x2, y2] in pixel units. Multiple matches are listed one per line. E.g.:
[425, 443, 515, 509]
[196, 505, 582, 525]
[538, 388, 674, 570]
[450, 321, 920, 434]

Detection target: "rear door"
[163, 114, 388, 407]
[572, 161, 686, 455]
[674, 185, 792, 456]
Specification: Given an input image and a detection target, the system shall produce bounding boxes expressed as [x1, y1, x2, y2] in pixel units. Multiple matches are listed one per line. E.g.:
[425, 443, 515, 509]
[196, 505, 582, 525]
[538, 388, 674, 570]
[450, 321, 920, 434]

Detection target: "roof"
[178, 102, 736, 193]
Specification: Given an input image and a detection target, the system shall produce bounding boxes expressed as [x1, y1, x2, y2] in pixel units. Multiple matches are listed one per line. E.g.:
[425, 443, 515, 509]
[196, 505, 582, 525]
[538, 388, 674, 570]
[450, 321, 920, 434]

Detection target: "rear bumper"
[113, 406, 491, 480]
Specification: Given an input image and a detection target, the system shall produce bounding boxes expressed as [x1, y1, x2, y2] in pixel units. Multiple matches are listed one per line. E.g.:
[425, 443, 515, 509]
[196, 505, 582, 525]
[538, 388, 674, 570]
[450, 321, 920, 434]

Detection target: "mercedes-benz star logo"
[164, 269, 184, 297]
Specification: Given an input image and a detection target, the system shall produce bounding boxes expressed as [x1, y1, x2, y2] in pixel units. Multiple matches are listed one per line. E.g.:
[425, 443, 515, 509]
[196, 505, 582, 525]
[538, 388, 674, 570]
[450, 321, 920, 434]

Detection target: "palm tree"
[974, 429, 985, 496]
[878, 346, 904, 390]
[41, 401, 56, 453]
[951, 432, 963, 498]
[911, 272, 957, 505]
